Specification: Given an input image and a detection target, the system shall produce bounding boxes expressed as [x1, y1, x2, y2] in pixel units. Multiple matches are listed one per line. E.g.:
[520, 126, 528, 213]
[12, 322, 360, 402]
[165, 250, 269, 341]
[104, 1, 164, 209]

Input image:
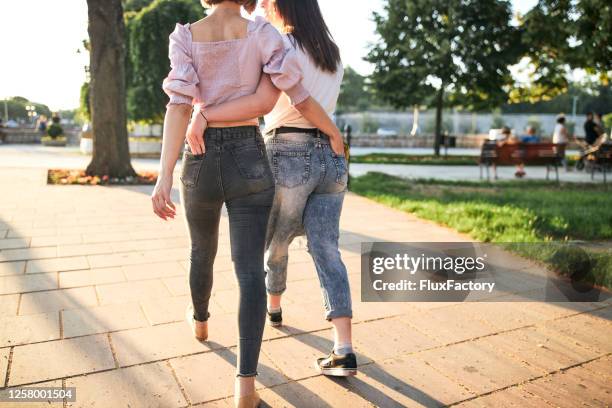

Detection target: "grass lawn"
[351, 153, 579, 166]
[350, 172, 612, 288]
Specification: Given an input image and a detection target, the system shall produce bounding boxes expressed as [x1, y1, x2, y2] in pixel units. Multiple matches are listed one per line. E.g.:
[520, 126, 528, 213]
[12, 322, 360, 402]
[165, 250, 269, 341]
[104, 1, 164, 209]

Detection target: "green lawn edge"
[350, 153, 579, 166]
[349, 172, 612, 288]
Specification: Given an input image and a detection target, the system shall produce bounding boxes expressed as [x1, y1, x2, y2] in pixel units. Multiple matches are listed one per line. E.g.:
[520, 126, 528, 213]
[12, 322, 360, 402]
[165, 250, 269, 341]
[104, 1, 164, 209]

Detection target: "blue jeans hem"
[325, 309, 353, 321]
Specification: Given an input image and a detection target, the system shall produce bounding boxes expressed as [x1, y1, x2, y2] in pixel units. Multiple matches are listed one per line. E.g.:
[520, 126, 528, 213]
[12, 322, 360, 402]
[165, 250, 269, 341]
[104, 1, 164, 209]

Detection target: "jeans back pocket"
[332, 155, 348, 186]
[181, 152, 205, 188]
[272, 150, 312, 188]
[230, 142, 268, 180]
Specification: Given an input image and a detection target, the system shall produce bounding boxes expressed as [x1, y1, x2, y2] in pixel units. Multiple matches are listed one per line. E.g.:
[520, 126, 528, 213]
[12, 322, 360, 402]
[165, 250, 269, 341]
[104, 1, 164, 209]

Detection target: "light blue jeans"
[264, 130, 352, 320]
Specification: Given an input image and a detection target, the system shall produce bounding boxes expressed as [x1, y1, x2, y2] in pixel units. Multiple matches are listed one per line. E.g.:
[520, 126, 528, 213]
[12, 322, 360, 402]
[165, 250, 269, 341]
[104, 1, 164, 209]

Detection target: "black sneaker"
[267, 308, 282, 327]
[315, 351, 357, 376]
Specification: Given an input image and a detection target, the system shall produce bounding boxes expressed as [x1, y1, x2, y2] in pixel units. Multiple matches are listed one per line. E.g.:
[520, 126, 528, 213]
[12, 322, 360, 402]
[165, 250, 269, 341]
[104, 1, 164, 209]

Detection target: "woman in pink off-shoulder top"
[150, 1, 342, 407]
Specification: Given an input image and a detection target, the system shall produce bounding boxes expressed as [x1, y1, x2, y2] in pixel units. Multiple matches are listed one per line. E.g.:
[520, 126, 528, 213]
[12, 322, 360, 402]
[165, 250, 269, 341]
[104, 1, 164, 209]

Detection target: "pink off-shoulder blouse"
[162, 16, 309, 108]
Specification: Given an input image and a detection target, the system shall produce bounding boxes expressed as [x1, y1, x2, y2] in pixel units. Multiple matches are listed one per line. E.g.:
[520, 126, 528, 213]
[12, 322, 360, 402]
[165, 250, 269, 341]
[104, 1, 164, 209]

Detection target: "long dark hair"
[274, 0, 341, 73]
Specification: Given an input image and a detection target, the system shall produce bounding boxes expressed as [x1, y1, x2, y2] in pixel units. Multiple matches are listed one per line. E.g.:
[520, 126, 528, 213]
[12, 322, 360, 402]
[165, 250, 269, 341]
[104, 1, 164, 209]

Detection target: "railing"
[0, 127, 80, 145]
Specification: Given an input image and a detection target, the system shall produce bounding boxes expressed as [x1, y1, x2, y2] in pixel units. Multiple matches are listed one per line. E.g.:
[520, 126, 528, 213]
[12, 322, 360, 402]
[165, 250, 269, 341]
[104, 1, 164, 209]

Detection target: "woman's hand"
[329, 131, 346, 157]
[185, 106, 207, 155]
[151, 173, 176, 221]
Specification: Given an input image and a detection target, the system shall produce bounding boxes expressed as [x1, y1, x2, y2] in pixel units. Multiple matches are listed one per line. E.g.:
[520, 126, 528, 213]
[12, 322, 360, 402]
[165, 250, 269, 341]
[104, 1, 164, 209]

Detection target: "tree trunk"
[433, 88, 444, 157]
[85, 0, 136, 178]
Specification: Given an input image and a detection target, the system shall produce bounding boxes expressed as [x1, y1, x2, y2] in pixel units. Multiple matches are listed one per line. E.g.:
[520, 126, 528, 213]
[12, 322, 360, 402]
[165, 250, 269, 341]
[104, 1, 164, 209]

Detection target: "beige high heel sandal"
[235, 391, 261, 408]
[185, 306, 208, 341]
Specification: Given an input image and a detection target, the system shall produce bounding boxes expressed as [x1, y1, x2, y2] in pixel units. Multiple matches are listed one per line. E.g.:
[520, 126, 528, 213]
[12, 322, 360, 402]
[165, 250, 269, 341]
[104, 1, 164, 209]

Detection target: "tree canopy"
[4, 97, 51, 121]
[514, 0, 612, 102]
[125, 0, 203, 123]
[366, 0, 522, 154]
[337, 66, 374, 113]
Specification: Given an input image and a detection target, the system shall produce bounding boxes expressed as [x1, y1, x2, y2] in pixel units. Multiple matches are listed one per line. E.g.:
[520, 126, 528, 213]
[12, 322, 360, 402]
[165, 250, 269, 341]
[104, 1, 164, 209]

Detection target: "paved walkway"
[0, 165, 610, 407]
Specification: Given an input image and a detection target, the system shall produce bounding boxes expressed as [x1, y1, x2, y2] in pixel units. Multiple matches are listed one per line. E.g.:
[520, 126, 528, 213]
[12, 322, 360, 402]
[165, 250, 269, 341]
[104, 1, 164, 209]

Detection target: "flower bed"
[47, 169, 158, 185]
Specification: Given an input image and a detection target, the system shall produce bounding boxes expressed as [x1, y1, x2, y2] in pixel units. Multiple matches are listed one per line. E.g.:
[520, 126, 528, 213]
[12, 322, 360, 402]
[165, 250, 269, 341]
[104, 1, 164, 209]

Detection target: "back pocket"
[332, 155, 348, 186]
[272, 150, 311, 188]
[180, 152, 205, 188]
[231, 143, 268, 180]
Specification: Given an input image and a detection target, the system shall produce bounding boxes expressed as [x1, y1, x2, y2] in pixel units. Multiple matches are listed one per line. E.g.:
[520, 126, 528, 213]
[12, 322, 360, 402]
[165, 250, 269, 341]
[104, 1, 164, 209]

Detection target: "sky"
[0, 0, 539, 111]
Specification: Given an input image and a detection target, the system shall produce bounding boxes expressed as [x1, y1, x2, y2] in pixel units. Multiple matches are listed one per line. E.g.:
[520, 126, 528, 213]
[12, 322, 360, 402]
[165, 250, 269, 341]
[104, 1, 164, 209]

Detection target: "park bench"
[479, 142, 566, 182]
[586, 142, 612, 184]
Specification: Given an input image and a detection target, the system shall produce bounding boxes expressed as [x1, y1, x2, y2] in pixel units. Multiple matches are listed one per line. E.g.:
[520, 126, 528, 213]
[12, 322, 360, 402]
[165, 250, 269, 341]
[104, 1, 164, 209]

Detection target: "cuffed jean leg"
[303, 191, 352, 320]
[227, 187, 274, 377]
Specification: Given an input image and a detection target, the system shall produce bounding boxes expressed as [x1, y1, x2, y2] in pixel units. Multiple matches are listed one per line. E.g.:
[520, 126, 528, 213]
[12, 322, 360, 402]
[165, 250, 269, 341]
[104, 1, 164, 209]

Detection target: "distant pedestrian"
[584, 112, 598, 146]
[36, 115, 48, 135]
[553, 115, 569, 171]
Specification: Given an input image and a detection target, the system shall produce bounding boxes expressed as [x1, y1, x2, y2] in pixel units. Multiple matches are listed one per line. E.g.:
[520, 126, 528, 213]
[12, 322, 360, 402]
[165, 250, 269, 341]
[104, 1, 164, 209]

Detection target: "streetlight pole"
[3, 98, 7, 123]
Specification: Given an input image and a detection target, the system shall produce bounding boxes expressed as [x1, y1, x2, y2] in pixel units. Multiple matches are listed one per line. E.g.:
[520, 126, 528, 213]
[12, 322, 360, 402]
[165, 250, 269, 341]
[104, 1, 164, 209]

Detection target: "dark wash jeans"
[180, 126, 274, 377]
[264, 130, 352, 320]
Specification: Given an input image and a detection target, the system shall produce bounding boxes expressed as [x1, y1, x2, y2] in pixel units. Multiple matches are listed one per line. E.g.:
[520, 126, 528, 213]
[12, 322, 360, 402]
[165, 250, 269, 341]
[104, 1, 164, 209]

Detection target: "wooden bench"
[587, 142, 612, 184]
[479, 142, 566, 182]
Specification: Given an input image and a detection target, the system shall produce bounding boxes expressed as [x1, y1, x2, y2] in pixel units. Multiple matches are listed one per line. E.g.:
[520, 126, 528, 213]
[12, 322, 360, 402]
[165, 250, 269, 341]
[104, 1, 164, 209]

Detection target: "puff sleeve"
[255, 18, 310, 106]
[162, 23, 199, 106]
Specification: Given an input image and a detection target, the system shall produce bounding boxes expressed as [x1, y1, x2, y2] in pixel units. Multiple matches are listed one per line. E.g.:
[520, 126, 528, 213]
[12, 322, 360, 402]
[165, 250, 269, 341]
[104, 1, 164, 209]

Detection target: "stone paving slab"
[0, 261, 25, 277]
[62, 302, 149, 338]
[25, 256, 89, 274]
[480, 326, 602, 373]
[0, 312, 60, 347]
[541, 312, 612, 354]
[0, 166, 610, 406]
[0, 273, 58, 295]
[95, 280, 171, 305]
[521, 364, 612, 407]
[18, 286, 98, 315]
[453, 385, 549, 408]
[58, 267, 126, 288]
[415, 339, 543, 395]
[9, 335, 115, 386]
[347, 357, 475, 407]
[258, 376, 373, 408]
[65, 362, 187, 408]
[0, 294, 19, 316]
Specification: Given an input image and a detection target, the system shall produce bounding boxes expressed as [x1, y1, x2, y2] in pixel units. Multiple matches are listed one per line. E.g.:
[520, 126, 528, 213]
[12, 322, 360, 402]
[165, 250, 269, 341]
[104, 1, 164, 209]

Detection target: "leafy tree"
[78, 82, 91, 122]
[366, 0, 522, 155]
[337, 66, 372, 113]
[126, 0, 203, 123]
[515, 0, 612, 101]
[122, 0, 155, 12]
[504, 82, 612, 114]
[4, 97, 51, 121]
[86, 0, 136, 177]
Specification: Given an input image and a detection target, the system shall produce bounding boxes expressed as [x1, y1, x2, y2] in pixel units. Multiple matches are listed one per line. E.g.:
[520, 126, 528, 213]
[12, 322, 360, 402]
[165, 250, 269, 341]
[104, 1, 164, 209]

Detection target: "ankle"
[235, 377, 256, 398]
[334, 342, 354, 355]
[267, 305, 281, 314]
[267, 294, 282, 312]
